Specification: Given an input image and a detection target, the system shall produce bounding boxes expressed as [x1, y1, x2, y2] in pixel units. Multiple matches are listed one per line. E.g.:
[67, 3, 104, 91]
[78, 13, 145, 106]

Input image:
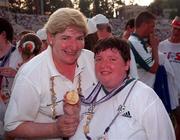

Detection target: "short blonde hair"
[44, 8, 88, 35]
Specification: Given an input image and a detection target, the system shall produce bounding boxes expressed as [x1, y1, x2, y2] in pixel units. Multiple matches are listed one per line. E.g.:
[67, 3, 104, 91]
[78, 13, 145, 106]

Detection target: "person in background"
[92, 14, 112, 40]
[13, 30, 35, 70]
[71, 37, 175, 140]
[0, 95, 6, 139]
[128, 11, 159, 87]
[0, 17, 21, 139]
[159, 16, 180, 139]
[122, 18, 135, 40]
[84, 18, 98, 51]
[128, 11, 178, 117]
[36, 28, 48, 52]
[16, 30, 35, 48]
[4, 8, 97, 140]
[0, 18, 21, 104]
[17, 33, 42, 68]
[86, 14, 138, 78]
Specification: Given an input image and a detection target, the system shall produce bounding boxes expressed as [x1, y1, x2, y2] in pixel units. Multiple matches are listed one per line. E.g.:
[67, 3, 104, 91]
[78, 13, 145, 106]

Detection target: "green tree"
[79, 0, 93, 17]
[149, 0, 180, 17]
[9, 0, 44, 14]
[148, 0, 163, 16]
[8, 0, 125, 18]
[9, 0, 74, 15]
[44, 0, 73, 15]
[92, 0, 124, 18]
[9, 0, 31, 14]
[92, 0, 114, 18]
[114, 0, 125, 6]
[168, 0, 180, 17]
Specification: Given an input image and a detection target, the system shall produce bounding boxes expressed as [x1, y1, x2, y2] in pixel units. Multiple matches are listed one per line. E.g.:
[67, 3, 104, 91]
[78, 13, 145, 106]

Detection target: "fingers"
[149, 34, 159, 48]
[63, 101, 80, 116]
[55, 96, 81, 137]
[56, 114, 80, 137]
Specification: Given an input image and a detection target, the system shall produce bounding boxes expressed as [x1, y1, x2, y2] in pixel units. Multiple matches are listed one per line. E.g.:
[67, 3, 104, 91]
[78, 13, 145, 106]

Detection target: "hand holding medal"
[65, 90, 79, 105]
[55, 90, 80, 139]
[63, 90, 80, 116]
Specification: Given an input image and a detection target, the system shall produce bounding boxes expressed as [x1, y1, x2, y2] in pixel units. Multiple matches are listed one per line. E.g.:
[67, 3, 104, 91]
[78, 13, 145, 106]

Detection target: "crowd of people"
[0, 8, 172, 42]
[0, 7, 180, 140]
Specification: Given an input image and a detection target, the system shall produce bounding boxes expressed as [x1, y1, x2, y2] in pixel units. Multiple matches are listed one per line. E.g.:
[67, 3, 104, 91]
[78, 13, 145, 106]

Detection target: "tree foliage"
[147, 0, 163, 16]
[8, 0, 31, 13]
[7, 0, 144, 19]
[148, 0, 180, 18]
[8, 0, 73, 15]
[79, 0, 93, 17]
[92, 0, 115, 18]
[44, 0, 73, 15]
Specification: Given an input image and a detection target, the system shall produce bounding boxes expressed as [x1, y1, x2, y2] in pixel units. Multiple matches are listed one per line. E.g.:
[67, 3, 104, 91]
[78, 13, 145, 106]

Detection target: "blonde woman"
[4, 8, 97, 140]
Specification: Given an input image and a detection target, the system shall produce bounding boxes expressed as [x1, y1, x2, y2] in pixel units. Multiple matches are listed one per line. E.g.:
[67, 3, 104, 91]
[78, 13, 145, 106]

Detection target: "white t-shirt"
[128, 35, 155, 87]
[129, 36, 179, 109]
[4, 46, 97, 140]
[129, 50, 139, 79]
[71, 80, 175, 140]
[159, 39, 180, 97]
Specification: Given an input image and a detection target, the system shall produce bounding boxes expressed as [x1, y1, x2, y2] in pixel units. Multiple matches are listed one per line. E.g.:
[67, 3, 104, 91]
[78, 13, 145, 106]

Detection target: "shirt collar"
[46, 46, 86, 78]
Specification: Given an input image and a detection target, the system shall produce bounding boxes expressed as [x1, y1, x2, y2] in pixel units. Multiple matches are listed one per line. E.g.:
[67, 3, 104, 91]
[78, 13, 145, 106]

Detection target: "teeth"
[101, 71, 110, 74]
[64, 50, 76, 55]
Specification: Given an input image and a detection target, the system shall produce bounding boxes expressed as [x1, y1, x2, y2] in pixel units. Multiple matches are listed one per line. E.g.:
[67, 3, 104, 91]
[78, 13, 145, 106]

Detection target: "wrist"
[53, 121, 61, 138]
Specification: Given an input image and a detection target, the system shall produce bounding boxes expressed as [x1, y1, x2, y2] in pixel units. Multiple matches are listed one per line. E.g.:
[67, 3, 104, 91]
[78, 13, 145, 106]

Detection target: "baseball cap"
[171, 16, 180, 29]
[87, 18, 97, 34]
[36, 28, 47, 41]
[92, 14, 109, 25]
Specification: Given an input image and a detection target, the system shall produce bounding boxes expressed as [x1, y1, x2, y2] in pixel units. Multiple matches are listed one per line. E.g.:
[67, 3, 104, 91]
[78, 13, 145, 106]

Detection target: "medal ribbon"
[81, 77, 135, 106]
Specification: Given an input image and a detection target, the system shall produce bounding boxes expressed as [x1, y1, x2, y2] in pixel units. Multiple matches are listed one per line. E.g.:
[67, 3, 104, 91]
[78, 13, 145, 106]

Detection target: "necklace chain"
[50, 77, 57, 120]
[50, 74, 82, 120]
[77, 74, 82, 96]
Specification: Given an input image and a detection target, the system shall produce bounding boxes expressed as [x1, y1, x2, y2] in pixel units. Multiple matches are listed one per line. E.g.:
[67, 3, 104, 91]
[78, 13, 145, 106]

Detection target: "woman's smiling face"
[50, 26, 85, 66]
[95, 48, 130, 92]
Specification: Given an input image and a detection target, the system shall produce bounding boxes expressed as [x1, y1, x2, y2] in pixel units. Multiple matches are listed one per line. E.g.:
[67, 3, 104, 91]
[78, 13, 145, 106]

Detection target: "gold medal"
[65, 90, 79, 105]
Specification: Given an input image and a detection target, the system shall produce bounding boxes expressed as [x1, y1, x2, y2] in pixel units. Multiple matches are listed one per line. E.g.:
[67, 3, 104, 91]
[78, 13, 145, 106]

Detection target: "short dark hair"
[97, 23, 112, 33]
[94, 37, 131, 74]
[94, 37, 130, 62]
[85, 32, 98, 51]
[135, 11, 156, 28]
[125, 18, 135, 30]
[0, 17, 14, 42]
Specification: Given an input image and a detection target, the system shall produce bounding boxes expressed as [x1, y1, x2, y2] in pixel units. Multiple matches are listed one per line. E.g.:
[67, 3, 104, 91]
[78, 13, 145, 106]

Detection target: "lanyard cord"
[103, 80, 138, 135]
[83, 79, 137, 140]
[81, 77, 134, 106]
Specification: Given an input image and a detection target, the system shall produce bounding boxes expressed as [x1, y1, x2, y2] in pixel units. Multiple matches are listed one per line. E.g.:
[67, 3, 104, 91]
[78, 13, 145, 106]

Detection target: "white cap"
[36, 28, 47, 41]
[87, 18, 97, 34]
[92, 14, 109, 25]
